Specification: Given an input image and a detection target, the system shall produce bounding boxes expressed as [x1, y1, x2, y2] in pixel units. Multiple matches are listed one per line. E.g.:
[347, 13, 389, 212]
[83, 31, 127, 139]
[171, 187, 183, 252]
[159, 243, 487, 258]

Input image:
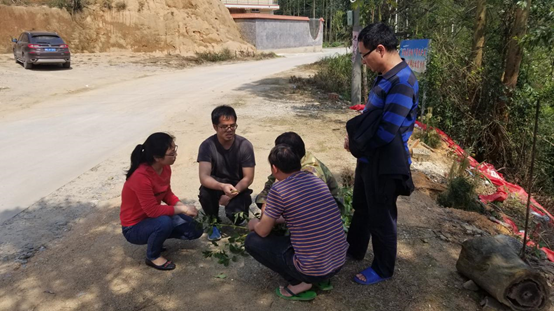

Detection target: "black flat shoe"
[145, 258, 176, 271]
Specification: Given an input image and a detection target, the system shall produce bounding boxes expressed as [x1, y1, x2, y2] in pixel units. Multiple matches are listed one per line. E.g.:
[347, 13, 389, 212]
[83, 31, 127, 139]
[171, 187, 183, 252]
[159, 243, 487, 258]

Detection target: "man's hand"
[221, 183, 239, 197]
[248, 218, 260, 231]
[344, 135, 350, 152]
[219, 195, 231, 206]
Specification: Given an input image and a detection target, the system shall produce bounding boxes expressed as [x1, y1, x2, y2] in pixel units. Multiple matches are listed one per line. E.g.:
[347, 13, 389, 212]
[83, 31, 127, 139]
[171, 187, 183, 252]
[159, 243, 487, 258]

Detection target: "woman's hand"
[175, 202, 198, 218]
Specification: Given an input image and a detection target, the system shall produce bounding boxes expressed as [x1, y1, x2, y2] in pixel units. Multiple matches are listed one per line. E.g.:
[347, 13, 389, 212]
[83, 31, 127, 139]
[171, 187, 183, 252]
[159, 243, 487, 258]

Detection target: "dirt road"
[0, 50, 509, 311]
[0, 49, 346, 222]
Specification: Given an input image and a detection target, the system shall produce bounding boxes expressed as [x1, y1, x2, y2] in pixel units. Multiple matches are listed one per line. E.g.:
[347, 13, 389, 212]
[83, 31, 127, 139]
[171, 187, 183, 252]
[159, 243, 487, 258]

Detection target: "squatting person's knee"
[244, 231, 264, 254]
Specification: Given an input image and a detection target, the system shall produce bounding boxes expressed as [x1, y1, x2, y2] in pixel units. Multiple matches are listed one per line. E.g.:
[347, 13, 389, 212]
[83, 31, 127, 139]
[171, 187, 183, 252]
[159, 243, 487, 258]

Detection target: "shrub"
[196, 48, 234, 62]
[310, 54, 352, 98]
[50, 0, 86, 13]
[114, 0, 125, 11]
[437, 176, 484, 213]
[101, 0, 112, 10]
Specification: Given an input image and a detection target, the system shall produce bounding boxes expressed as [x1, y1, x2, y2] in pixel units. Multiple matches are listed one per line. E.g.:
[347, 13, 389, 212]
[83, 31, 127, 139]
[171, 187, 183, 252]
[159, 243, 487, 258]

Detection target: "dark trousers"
[122, 214, 203, 260]
[198, 186, 252, 225]
[346, 161, 399, 278]
[245, 232, 339, 285]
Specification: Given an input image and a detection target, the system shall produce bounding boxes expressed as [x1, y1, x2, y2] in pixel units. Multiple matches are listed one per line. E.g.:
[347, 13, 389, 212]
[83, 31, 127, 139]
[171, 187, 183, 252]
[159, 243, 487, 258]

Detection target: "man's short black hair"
[268, 144, 301, 174]
[358, 22, 398, 52]
[211, 105, 237, 125]
[275, 132, 306, 159]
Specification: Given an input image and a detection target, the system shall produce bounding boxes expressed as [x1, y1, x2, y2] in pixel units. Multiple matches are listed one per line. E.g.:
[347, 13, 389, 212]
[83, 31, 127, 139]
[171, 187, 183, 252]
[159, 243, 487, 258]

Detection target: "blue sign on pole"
[399, 39, 431, 73]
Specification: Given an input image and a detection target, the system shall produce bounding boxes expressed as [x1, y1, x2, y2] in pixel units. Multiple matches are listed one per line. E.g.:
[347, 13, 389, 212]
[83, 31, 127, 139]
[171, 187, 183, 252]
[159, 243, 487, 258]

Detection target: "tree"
[469, 0, 487, 110]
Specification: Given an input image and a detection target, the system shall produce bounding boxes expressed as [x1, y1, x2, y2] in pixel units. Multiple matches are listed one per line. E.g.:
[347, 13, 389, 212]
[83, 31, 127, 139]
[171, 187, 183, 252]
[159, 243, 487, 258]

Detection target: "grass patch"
[310, 54, 352, 98]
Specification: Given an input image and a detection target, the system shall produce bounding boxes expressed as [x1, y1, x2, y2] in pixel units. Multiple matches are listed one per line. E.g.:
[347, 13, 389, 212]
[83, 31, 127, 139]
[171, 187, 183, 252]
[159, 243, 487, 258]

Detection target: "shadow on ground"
[0, 194, 484, 311]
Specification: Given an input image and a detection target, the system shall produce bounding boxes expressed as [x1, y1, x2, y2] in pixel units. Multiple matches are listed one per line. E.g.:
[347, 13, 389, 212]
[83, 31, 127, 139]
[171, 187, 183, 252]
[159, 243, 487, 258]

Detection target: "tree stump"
[456, 235, 549, 310]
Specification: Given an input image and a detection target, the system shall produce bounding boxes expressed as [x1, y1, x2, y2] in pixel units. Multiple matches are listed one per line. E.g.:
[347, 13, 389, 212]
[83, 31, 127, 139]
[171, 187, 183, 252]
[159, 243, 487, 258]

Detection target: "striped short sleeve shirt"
[364, 61, 419, 164]
[264, 171, 348, 276]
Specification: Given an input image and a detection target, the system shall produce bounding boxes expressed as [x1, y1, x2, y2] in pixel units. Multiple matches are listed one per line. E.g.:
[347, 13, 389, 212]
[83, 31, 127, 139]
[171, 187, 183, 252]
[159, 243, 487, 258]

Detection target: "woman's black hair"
[126, 132, 175, 180]
[275, 132, 306, 159]
[268, 144, 301, 174]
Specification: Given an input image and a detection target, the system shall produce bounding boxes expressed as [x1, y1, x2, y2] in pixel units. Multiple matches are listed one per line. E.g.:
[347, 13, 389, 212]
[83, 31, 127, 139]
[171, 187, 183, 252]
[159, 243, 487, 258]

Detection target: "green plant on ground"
[437, 155, 485, 213]
[200, 212, 251, 267]
[340, 186, 353, 232]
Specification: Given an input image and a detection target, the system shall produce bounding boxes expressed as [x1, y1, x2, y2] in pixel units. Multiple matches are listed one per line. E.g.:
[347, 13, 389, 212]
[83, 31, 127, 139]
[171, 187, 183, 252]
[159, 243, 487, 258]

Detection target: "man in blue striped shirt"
[245, 144, 348, 301]
[345, 23, 418, 285]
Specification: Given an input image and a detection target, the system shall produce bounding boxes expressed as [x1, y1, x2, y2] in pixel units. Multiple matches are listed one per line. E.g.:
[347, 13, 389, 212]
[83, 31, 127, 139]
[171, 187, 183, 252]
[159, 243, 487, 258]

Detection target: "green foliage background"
[297, 0, 553, 199]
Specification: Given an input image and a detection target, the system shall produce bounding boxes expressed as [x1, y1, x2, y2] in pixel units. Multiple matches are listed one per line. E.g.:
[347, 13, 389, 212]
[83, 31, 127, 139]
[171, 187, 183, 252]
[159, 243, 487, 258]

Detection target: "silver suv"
[12, 31, 71, 69]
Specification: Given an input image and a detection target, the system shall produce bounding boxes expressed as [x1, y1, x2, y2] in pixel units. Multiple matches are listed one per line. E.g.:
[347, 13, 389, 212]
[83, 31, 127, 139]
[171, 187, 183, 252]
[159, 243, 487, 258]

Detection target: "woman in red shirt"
[120, 132, 203, 270]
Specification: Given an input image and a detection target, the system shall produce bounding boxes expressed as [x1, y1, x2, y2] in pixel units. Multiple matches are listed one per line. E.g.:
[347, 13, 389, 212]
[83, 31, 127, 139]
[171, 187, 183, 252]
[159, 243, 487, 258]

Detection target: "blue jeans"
[122, 214, 203, 260]
[245, 232, 340, 285]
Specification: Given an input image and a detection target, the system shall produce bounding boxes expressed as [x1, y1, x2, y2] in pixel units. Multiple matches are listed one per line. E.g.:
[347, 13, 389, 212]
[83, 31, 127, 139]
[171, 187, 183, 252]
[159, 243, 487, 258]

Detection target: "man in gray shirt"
[197, 105, 256, 240]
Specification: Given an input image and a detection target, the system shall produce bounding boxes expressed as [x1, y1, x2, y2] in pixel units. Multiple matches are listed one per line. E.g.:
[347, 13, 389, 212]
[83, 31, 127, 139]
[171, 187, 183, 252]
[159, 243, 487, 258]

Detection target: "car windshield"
[31, 36, 65, 45]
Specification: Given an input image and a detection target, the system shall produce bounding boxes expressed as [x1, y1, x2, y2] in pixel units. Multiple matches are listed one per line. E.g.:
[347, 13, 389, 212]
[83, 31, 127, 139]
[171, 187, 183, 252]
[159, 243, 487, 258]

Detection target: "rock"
[328, 93, 339, 101]
[421, 238, 429, 243]
[412, 147, 431, 162]
[463, 280, 480, 291]
[494, 235, 522, 254]
[14, 258, 27, 264]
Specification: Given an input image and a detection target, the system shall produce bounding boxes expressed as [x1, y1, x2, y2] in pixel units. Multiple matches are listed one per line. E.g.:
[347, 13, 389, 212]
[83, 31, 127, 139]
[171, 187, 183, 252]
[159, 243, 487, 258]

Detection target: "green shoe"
[314, 280, 333, 291]
[275, 286, 317, 301]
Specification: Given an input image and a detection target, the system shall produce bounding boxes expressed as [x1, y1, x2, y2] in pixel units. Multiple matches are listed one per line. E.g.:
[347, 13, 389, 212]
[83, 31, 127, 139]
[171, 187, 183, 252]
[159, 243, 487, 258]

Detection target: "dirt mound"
[0, 0, 254, 54]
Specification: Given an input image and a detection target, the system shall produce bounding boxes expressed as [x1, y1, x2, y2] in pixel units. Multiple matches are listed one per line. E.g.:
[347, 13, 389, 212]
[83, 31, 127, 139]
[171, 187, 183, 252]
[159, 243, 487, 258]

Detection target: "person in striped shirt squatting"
[245, 144, 348, 301]
[344, 23, 418, 285]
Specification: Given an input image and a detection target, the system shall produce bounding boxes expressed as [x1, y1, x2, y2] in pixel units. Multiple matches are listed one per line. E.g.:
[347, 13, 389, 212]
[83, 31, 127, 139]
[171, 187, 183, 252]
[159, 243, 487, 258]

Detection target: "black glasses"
[361, 47, 376, 59]
[218, 124, 238, 131]
[165, 145, 178, 157]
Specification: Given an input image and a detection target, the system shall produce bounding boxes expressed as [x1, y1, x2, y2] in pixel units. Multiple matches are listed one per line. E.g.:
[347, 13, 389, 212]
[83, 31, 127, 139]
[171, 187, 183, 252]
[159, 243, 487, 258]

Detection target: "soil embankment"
[0, 0, 253, 54]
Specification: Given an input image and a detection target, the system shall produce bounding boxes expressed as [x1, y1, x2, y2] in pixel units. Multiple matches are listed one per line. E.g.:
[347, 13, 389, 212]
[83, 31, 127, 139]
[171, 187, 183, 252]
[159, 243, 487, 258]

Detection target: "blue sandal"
[353, 267, 390, 285]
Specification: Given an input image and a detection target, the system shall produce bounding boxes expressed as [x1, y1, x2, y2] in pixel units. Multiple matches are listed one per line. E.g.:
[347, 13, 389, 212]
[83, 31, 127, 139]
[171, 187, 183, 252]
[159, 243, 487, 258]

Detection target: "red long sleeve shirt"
[120, 164, 179, 227]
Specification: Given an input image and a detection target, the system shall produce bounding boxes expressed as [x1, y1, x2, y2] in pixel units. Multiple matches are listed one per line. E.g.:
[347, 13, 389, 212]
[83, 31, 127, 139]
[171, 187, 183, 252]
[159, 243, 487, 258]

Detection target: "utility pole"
[351, 8, 361, 106]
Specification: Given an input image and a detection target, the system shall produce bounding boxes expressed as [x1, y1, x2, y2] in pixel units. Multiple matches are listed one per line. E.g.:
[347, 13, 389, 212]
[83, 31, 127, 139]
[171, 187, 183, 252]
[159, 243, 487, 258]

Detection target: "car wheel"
[62, 62, 71, 69]
[23, 59, 33, 69]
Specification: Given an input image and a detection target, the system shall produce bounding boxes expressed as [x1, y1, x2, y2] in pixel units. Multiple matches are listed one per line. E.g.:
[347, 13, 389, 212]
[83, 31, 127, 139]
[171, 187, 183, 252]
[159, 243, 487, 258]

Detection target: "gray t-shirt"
[197, 135, 256, 185]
